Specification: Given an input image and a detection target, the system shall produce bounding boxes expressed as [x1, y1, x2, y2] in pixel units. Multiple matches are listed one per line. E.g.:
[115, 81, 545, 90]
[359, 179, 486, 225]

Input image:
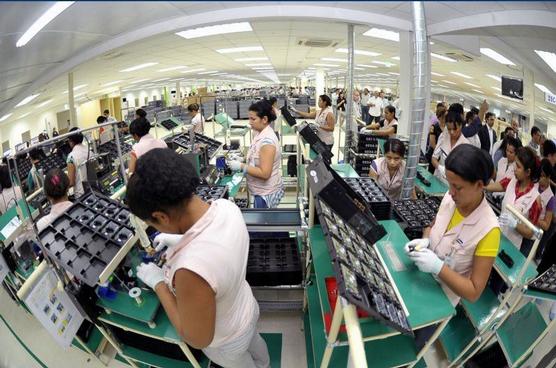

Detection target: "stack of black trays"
[195, 185, 228, 203]
[343, 177, 391, 220]
[528, 264, 556, 295]
[167, 132, 222, 158]
[316, 198, 412, 335]
[98, 139, 133, 157]
[37, 153, 67, 173]
[15, 154, 32, 183]
[38, 191, 134, 287]
[246, 237, 302, 286]
[392, 198, 440, 240]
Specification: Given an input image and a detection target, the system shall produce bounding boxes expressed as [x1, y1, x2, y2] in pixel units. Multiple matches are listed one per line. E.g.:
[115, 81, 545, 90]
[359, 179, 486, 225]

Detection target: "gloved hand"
[227, 153, 244, 162]
[228, 160, 244, 172]
[136, 263, 165, 289]
[153, 233, 183, 252]
[499, 213, 518, 229]
[408, 248, 444, 275]
[437, 165, 446, 178]
[404, 238, 430, 254]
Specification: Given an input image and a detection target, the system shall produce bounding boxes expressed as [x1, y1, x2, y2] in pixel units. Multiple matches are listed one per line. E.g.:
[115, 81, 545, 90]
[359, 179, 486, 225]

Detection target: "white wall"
[0, 107, 61, 149]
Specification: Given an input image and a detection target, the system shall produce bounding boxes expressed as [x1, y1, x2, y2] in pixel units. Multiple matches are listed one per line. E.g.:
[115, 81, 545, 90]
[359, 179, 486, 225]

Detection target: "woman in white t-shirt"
[187, 103, 205, 134]
[0, 164, 23, 214]
[130, 149, 269, 368]
[66, 129, 90, 198]
[293, 94, 335, 149]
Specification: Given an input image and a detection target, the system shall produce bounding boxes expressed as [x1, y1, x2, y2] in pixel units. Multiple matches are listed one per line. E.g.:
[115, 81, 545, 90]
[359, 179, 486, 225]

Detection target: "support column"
[524, 68, 535, 132]
[68, 72, 77, 127]
[343, 24, 355, 160]
[398, 31, 413, 137]
[175, 80, 181, 106]
[315, 69, 325, 108]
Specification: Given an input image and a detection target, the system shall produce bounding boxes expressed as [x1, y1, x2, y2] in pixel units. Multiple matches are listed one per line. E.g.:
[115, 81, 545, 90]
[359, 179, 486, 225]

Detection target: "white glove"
[136, 263, 165, 289]
[437, 165, 446, 178]
[404, 238, 430, 254]
[153, 233, 183, 252]
[499, 213, 518, 229]
[227, 153, 244, 162]
[228, 160, 244, 172]
[408, 248, 444, 275]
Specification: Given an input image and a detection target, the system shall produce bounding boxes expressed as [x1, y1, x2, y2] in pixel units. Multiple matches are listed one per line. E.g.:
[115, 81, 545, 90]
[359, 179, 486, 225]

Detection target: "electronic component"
[38, 191, 134, 287]
[195, 185, 228, 203]
[416, 171, 431, 187]
[343, 177, 391, 220]
[98, 139, 133, 157]
[37, 152, 67, 173]
[166, 132, 222, 159]
[392, 198, 440, 239]
[528, 264, 556, 295]
[316, 199, 412, 335]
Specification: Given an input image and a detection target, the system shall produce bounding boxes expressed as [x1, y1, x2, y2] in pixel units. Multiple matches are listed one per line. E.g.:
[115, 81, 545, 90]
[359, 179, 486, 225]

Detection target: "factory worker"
[291, 94, 335, 150]
[369, 138, 414, 200]
[486, 147, 542, 252]
[494, 136, 521, 183]
[26, 148, 44, 193]
[432, 111, 470, 184]
[187, 103, 205, 134]
[405, 144, 500, 306]
[36, 169, 73, 232]
[66, 128, 89, 198]
[363, 105, 398, 138]
[0, 164, 23, 214]
[228, 100, 283, 208]
[129, 149, 270, 368]
[128, 117, 167, 174]
[533, 159, 555, 259]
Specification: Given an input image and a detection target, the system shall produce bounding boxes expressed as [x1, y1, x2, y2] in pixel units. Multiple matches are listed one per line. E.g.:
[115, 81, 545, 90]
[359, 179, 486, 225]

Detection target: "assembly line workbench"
[305, 220, 456, 368]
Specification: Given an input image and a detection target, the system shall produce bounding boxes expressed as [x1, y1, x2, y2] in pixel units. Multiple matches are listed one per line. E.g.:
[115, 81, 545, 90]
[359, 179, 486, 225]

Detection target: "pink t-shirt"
[132, 134, 167, 159]
[163, 199, 258, 348]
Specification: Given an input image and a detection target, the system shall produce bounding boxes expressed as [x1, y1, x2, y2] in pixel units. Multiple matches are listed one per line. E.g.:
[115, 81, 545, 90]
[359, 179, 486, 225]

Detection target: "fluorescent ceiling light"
[431, 72, 445, 77]
[18, 112, 32, 119]
[128, 78, 150, 84]
[235, 57, 268, 62]
[431, 53, 457, 62]
[16, 94, 40, 107]
[472, 89, 484, 94]
[0, 113, 13, 122]
[153, 78, 170, 82]
[63, 84, 87, 94]
[535, 50, 556, 73]
[443, 80, 457, 85]
[252, 67, 274, 70]
[363, 28, 399, 42]
[540, 106, 554, 114]
[322, 58, 346, 63]
[486, 74, 502, 82]
[372, 61, 394, 67]
[176, 22, 251, 39]
[101, 80, 122, 87]
[335, 48, 381, 57]
[465, 82, 480, 88]
[198, 71, 219, 75]
[36, 99, 53, 108]
[354, 67, 364, 71]
[278, 73, 292, 76]
[450, 71, 472, 79]
[391, 56, 400, 60]
[181, 68, 206, 74]
[245, 63, 271, 66]
[388, 72, 400, 75]
[216, 46, 263, 54]
[16, 1, 75, 47]
[535, 83, 553, 95]
[430, 41, 435, 45]
[157, 66, 188, 72]
[314, 63, 339, 67]
[357, 64, 378, 69]
[120, 62, 158, 72]
[437, 84, 449, 88]
[480, 48, 515, 66]
[492, 86, 502, 92]
[376, 73, 390, 76]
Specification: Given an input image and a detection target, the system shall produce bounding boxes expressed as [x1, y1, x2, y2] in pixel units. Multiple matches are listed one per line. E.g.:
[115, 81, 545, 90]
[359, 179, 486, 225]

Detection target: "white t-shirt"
[164, 199, 258, 348]
[37, 201, 73, 232]
[191, 112, 205, 134]
[360, 93, 370, 106]
[368, 96, 382, 116]
[66, 144, 89, 198]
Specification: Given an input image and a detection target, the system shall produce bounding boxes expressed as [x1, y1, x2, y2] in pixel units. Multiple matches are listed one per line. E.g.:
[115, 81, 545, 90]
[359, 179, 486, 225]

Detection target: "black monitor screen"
[501, 76, 523, 100]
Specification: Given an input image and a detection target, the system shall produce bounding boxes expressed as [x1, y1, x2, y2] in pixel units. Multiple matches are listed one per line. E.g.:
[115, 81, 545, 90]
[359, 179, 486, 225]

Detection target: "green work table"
[415, 166, 448, 196]
[495, 235, 538, 286]
[307, 221, 455, 364]
[330, 163, 359, 178]
[217, 173, 244, 198]
[0, 199, 37, 242]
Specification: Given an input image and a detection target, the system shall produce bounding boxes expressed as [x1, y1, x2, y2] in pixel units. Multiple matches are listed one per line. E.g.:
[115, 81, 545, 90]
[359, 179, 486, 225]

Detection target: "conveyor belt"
[241, 208, 303, 232]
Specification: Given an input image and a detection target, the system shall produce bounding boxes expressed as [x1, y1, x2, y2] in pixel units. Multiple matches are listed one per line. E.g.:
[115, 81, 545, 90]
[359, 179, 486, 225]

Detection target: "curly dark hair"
[126, 148, 200, 221]
[44, 168, 70, 199]
[129, 117, 152, 137]
[249, 100, 276, 123]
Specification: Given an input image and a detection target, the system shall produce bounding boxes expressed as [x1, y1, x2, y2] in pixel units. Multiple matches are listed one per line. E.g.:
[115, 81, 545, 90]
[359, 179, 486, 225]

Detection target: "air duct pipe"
[343, 24, 355, 162]
[401, 1, 429, 199]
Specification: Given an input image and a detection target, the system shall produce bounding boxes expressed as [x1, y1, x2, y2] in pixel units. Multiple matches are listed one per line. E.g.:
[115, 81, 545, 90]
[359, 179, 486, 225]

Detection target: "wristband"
[242, 164, 248, 175]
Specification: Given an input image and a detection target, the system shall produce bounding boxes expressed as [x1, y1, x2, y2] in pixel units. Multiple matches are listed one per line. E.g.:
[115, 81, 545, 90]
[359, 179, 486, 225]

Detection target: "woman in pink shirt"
[130, 149, 269, 368]
[128, 117, 167, 174]
[228, 100, 283, 208]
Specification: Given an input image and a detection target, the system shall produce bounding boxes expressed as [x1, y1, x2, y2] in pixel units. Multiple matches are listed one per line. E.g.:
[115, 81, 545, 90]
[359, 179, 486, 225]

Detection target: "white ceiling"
[1, 1, 556, 125]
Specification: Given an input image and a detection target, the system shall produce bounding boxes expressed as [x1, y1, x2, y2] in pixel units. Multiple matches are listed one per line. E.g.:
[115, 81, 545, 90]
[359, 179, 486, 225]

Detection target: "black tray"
[39, 191, 134, 286]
